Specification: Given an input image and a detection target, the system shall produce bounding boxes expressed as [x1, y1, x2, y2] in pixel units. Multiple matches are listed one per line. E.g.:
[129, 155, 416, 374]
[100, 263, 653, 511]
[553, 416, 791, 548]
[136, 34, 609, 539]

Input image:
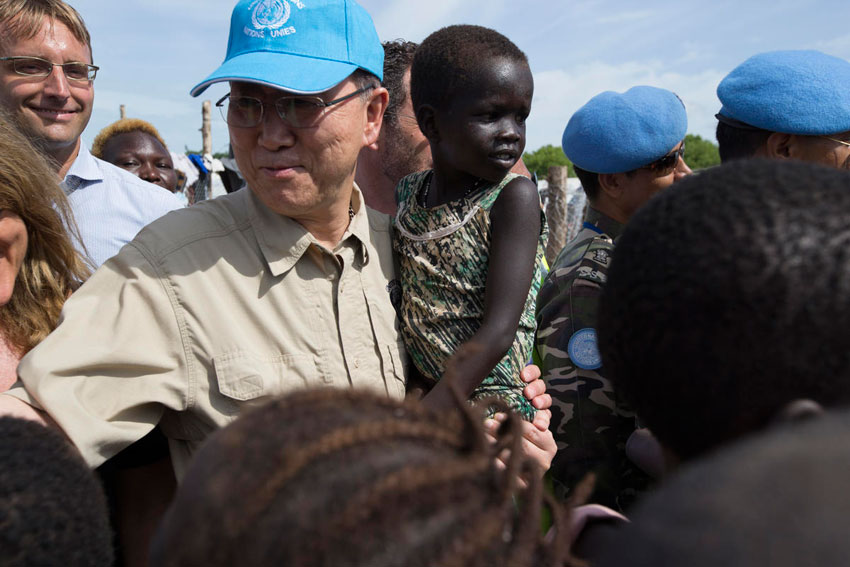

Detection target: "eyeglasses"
[216, 86, 375, 129]
[0, 56, 98, 82]
[644, 143, 686, 173]
[821, 135, 850, 148]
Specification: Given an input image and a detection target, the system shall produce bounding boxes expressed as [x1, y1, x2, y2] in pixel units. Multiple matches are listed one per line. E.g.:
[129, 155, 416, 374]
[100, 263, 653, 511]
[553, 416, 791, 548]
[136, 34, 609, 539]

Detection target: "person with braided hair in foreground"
[151, 387, 587, 567]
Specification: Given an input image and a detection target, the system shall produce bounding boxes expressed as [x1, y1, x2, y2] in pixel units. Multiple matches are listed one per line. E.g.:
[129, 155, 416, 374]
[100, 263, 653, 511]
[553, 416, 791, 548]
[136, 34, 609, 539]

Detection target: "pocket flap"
[214, 351, 317, 402]
[214, 351, 266, 401]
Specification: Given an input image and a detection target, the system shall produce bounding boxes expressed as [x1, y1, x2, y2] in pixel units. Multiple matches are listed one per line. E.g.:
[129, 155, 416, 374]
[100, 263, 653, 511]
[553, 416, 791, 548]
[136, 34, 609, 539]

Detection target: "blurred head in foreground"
[152, 388, 578, 567]
[599, 159, 850, 464]
[594, 408, 850, 566]
[0, 416, 112, 566]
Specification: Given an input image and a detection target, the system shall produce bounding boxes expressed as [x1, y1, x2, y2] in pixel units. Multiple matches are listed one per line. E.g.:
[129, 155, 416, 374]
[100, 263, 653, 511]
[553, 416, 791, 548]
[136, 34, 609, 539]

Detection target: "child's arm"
[421, 175, 542, 410]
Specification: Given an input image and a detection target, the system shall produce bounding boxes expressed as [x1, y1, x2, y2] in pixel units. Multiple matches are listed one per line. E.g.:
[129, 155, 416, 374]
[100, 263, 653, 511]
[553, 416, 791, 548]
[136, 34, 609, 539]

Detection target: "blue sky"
[71, 0, 850, 156]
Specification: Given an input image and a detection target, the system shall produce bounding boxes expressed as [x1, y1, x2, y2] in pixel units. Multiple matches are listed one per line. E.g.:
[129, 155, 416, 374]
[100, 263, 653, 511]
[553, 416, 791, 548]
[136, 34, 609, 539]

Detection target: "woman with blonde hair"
[0, 111, 90, 390]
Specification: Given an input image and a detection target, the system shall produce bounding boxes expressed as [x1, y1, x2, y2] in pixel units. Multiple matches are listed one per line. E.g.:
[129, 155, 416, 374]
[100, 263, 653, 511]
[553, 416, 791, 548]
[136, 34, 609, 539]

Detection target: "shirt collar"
[64, 144, 104, 184]
[247, 183, 371, 277]
[585, 207, 625, 241]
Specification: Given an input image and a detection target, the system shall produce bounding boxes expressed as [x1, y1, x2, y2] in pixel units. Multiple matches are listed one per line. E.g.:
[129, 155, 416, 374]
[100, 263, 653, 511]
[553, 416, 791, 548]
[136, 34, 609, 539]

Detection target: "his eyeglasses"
[821, 135, 850, 148]
[0, 55, 98, 82]
[216, 85, 375, 129]
[644, 143, 686, 173]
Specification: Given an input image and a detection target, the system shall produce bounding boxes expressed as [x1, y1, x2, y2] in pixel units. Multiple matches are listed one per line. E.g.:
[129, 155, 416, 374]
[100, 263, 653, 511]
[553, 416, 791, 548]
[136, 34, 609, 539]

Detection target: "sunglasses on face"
[0, 55, 98, 82]
[821, 135, 850, 148]
[644, 143, 686, 174]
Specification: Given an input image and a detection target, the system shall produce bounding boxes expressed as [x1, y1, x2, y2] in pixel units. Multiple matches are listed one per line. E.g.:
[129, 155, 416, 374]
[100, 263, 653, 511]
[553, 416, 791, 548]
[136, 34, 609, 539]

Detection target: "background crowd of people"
[0, 0, 849, 565]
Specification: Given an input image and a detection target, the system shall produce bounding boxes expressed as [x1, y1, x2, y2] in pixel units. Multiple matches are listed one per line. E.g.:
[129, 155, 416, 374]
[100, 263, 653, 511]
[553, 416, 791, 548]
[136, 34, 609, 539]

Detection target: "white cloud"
[814, 34, 850, 59]
[366, 0, 515, 42]
[84, 87, 232, 154]
[369, 0, 466, 41]
[94, 89, 196, 120]
[76, 0, 235, 27]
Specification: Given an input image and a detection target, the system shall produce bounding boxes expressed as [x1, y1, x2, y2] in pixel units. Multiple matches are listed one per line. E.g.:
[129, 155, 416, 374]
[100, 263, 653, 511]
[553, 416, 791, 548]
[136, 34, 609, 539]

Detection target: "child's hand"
[484, 412, 557, 485]
[520, 364, 552, 431]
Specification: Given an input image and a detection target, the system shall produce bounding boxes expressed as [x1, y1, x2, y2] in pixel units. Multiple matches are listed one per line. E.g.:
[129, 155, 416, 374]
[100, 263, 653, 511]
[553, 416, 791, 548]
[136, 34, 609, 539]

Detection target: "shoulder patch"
[575, 266, 607, 284]
[592, 249, 610, 265]
[567, 328, 602, 370]
[574, 236, 614, 284]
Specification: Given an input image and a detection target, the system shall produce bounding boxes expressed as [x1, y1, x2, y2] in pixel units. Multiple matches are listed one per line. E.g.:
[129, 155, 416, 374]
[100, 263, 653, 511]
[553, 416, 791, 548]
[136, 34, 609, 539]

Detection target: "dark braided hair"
[598, 159, 850, 461]
[410, 24, 528, 113]
[152, 388, 580, 567]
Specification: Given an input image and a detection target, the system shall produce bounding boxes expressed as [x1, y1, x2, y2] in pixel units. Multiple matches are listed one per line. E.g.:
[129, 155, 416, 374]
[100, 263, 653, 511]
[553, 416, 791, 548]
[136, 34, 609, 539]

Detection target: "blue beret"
[717, 50, 850, 135]
[562, 86, 688, 174]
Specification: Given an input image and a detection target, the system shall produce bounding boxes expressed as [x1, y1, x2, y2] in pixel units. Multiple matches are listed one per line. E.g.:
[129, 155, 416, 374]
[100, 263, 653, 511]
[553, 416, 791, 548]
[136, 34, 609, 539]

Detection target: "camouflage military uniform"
[535, 208, 650, 511]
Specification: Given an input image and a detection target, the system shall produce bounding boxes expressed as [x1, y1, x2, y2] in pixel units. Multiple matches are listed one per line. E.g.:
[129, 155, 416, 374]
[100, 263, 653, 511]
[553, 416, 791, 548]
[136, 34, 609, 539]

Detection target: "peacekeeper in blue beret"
[535, 86, 690, 511]
[716, 50, 850, 169]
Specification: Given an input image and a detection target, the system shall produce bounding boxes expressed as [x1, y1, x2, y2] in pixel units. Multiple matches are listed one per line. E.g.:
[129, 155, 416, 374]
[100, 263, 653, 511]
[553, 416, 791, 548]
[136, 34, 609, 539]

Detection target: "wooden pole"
[545, 165, 569, 265]
[202, 100, 212, 156]
[119, 104, 126, 119]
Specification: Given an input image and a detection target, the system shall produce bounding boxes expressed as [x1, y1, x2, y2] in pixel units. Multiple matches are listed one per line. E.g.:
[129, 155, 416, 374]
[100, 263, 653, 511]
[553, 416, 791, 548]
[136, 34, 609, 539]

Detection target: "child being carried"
[393, 24, 547, 421]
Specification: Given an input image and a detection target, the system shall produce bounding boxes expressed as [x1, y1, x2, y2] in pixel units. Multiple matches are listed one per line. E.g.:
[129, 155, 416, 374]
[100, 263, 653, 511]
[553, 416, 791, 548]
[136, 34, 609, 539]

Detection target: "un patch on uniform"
[568, 328, 602, 370]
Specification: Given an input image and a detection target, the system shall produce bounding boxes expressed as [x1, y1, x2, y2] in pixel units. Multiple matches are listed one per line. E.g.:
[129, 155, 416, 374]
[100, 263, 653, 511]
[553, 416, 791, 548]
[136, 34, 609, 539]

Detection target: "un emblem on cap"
[568, 328, 602, 370]
[250, 0, 290, 30]
[190, 0, 384, 97]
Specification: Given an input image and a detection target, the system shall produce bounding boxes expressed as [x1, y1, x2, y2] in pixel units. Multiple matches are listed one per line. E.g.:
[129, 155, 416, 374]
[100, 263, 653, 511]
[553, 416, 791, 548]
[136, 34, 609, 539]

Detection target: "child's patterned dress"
[393, 170, 547, 420]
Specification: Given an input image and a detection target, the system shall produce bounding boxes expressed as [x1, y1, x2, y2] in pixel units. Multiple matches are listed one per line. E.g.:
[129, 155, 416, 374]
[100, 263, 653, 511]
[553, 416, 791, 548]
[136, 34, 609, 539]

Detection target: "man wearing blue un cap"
[0, 0, 554, 492]
[716, 50, 850, 169]
[536, 85, 690, 510]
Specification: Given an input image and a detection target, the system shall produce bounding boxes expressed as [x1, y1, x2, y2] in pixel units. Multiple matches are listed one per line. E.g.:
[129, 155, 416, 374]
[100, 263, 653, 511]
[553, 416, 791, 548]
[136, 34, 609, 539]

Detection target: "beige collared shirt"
[6, 185, 407, 478]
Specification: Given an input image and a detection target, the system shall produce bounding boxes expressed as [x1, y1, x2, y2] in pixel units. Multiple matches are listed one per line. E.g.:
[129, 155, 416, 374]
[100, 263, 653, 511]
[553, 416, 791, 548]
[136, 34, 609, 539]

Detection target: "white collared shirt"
[62, 145, 184, 267]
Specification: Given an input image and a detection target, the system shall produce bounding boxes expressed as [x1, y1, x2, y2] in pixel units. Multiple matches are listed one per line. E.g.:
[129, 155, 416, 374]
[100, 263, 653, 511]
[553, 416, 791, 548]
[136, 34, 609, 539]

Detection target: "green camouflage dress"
[535, 207, 650, 511]
[393, 170, 547, 421]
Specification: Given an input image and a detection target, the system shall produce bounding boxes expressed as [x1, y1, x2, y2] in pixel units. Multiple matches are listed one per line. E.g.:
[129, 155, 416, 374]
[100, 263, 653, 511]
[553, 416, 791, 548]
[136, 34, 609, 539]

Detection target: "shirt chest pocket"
[213, 350, 318, 413]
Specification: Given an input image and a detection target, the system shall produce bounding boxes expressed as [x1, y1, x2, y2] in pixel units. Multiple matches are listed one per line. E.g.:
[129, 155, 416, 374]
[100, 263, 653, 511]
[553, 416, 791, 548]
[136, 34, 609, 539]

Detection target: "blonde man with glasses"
[0, 0, 182, 267]
[715, 50, 850, 169]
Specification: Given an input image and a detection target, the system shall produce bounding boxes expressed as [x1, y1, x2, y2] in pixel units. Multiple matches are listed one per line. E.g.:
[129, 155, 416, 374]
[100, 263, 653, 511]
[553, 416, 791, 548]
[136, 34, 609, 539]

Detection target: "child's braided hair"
[153, 384, 582, 567]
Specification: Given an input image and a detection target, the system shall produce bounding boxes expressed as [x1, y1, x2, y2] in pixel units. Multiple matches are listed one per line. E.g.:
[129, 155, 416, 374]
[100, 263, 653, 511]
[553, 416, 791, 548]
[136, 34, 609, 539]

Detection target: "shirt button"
[353, 359, 360, 368]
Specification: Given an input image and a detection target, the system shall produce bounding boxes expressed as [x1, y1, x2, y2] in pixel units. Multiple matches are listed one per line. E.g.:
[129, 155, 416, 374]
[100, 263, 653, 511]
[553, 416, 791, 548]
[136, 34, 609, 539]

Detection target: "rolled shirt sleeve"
[4, 185, 407, 477]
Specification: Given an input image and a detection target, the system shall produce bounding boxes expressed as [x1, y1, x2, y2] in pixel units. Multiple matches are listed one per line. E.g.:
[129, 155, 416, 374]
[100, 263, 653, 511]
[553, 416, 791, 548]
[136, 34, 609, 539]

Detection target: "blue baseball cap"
[562, 86, 688, 174]
[717, 50, 850, 135]
[190, 0, 383, 97]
